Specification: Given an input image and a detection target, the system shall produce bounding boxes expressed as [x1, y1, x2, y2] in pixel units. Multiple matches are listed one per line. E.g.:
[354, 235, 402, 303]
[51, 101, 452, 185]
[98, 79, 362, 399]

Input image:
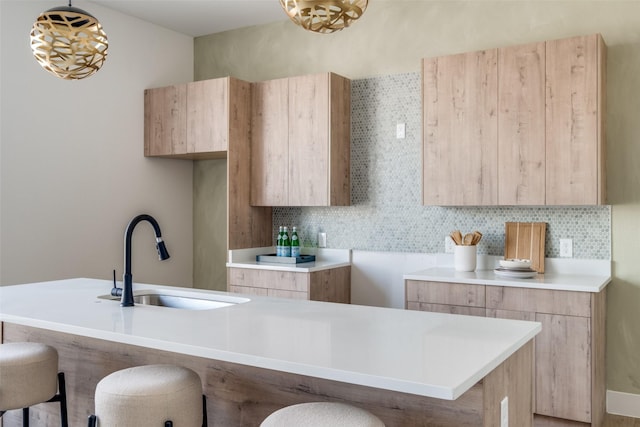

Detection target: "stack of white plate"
[494, 259, 538, 279]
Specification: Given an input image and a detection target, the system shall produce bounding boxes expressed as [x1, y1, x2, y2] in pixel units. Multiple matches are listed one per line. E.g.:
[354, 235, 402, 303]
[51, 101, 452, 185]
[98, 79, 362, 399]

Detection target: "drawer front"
[268, 289, 309, 300]
[229, 285, 269, 297]
[408, 302, 486, 317]
[228, 268, 308, 292]
[486, 286, 591, 317]
[405, 280, 485, 308]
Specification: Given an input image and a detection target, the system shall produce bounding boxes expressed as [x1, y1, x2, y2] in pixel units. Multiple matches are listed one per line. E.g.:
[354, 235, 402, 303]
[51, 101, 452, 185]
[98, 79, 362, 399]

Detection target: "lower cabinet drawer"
[407, 302, 486, 317]
[228, 268, 309, 292]
[405, 280, 485, 308]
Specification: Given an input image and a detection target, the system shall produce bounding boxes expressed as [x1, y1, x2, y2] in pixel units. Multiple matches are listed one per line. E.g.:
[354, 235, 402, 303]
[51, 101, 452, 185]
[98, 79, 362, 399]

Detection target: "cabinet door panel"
[251, 79, 289, 206]
[188, 79, 228, 153]
[423, 49, 498, 206]
[546, 34, 603, 205]
[535, 313, 591, 422]
[144, 85, 187, 156]
[288, 74, 330, 206]
[498, 42, 546, 205]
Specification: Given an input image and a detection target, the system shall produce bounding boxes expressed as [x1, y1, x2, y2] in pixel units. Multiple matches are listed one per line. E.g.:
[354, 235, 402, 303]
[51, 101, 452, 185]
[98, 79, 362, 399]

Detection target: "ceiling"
[89, 0, 289, 37]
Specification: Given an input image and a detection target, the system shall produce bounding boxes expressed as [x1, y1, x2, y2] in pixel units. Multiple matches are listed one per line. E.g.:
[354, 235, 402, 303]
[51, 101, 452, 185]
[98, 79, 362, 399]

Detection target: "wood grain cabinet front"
[405, 279, 606, 426]
[251, 73, 351, 207]
[422, 33, 606, 206]
[144, 77, 248, 159]
[228, 266, 350, 303]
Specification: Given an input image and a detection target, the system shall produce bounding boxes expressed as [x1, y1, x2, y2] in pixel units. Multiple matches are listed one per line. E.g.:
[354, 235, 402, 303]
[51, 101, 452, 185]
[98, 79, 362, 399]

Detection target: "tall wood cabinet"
[144, 77, 272, 250]
[405, 279, 606, 426]
[251, 73, 351, 207]
[422, 33, 606, 206]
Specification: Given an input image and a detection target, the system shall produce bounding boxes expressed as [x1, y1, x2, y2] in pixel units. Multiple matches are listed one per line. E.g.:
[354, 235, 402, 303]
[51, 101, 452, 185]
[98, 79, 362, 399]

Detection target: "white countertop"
[0, 278, 540, 400]
[404, 267, 611, 293]
[226, 247, 351, 272]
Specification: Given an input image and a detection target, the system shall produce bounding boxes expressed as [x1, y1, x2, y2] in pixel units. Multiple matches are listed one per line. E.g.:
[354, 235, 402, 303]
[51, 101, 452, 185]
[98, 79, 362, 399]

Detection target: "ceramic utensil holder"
[454, 245, 477, 272]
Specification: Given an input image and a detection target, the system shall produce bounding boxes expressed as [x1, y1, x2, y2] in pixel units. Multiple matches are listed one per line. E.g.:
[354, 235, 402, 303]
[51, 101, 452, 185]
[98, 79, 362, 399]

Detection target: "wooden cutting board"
[504, 222, 547, 273]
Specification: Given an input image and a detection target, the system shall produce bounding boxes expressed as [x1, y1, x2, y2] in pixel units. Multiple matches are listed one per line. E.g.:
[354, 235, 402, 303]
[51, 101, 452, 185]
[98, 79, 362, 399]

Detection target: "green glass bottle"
[282, 226, 291, 257]
[290, 226, 300, 258]
[276, 226, 284, 256]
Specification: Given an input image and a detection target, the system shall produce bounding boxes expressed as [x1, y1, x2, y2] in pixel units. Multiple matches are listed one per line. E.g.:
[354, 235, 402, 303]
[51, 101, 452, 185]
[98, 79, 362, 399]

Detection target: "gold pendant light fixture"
[30, 2, 108, 80]
[280, 0, 368, 34]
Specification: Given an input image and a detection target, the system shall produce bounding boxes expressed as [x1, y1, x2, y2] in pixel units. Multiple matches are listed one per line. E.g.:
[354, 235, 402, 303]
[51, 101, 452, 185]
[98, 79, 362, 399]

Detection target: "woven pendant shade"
[30, 5, 108, 80]
[280, 0, 368, 34]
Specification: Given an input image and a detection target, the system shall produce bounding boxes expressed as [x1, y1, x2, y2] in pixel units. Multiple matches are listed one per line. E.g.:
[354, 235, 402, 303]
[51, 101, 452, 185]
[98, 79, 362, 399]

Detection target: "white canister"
[454, 245, 477, 272]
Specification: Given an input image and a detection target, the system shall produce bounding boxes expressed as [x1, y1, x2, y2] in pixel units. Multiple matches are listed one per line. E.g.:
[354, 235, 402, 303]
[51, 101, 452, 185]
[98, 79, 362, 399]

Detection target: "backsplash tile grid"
[274, 72, 610, 260]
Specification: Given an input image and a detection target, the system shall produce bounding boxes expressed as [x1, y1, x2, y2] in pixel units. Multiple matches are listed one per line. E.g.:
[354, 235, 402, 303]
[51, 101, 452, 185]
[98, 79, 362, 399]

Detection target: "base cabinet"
[405, 280, 606, 426]
[228, 266, 350, 303]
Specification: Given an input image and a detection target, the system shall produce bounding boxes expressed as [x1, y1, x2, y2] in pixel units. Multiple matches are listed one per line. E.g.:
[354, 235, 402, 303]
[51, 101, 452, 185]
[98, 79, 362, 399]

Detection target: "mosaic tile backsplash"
[274, 72, 611, 260]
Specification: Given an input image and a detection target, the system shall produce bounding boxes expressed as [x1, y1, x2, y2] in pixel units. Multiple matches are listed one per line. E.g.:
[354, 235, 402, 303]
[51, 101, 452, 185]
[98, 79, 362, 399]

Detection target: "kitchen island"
[0, 278, 540, 426]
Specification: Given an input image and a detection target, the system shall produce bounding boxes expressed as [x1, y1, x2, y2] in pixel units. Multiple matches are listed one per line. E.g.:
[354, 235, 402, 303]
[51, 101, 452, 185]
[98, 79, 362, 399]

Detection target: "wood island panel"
[1, 323, 533, 427]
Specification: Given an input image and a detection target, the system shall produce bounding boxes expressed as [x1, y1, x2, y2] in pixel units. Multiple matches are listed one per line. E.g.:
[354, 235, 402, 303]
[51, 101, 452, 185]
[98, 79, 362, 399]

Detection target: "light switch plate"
[396, 123, 405, 139]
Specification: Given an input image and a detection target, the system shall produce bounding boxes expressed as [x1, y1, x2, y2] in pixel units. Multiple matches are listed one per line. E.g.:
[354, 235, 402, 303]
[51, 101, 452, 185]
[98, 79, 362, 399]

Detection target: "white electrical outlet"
[501, 396, 509, 427]
[445, 236, 455, 253]
[396, 123, 406, 139]
[560, 238, 573, 258]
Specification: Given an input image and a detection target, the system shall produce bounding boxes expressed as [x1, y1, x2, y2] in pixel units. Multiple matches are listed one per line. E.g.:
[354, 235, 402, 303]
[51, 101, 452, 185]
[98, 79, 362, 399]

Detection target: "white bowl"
[499, 258, 532, 269]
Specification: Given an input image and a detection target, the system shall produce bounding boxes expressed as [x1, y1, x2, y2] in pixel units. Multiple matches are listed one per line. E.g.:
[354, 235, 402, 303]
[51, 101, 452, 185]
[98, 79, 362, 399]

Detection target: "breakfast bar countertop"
[0, 278, 540, 401]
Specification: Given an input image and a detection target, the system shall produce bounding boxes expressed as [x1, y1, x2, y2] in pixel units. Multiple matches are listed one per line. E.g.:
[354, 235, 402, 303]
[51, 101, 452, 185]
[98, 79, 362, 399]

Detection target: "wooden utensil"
[471, 231, 483, 245]
[450, 230, 463, 245]
[462, 233, 474, 245]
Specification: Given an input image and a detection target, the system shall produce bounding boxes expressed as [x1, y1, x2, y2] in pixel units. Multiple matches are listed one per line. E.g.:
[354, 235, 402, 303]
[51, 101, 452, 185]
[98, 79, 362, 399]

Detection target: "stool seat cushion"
[0, 342, 59, 411]
[261, 402, 385, 427]
[95, 364, 202, 427]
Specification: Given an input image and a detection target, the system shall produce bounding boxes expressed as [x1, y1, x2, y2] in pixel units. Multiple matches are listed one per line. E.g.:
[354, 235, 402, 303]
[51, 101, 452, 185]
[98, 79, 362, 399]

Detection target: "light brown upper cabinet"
[145, 77, 246, 159]
[422, 49, 499, 206]
[545, 34, 606, 205]
[422, 33, 606, 206]
[498, 41, 546, 205]
[251, 73, 351, 207]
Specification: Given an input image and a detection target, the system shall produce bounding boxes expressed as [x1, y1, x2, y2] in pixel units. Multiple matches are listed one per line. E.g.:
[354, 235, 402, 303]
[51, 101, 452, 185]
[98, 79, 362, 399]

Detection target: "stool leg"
[46, 372, 69, 427]
[58, 372, 69, 427]
[87, 415, 97, 427]
[202, 395, 208, 427]
[22, 407, 29, 427]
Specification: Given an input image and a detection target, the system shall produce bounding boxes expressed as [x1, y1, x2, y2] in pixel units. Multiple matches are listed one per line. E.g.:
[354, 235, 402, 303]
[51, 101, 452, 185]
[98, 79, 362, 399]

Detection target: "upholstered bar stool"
[261, 402, 385, 427]
[0, 342, 69, 427]
[87, 364, 207, 427]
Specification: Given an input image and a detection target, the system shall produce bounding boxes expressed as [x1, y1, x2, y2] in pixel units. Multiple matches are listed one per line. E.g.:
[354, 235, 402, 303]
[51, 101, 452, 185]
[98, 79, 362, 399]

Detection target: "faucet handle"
[110, 269, 122, 297]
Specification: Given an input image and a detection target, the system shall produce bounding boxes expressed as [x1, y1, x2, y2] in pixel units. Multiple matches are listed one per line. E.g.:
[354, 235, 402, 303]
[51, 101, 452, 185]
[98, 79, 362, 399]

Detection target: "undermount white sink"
[98, 289, 250, 310]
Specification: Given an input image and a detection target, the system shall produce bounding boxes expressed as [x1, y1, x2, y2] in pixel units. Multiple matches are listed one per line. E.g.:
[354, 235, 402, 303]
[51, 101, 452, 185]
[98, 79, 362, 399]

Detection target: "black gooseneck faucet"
[116, 214, 170, 307]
